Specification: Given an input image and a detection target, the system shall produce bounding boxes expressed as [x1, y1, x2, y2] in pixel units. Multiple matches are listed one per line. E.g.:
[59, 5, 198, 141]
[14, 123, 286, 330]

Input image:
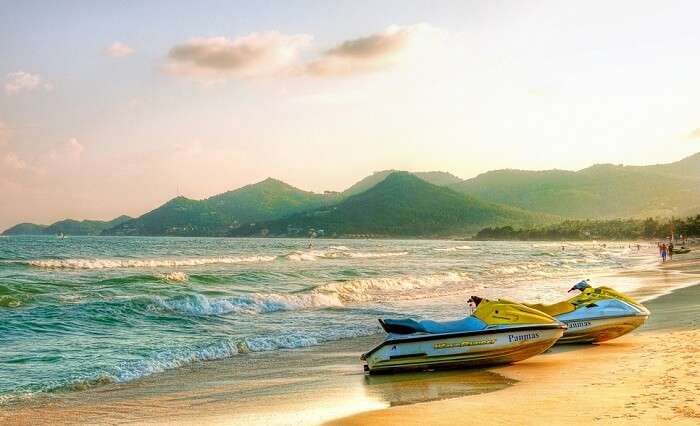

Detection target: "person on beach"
[669, 242, 674, 260]
[660, 243, 667, 262]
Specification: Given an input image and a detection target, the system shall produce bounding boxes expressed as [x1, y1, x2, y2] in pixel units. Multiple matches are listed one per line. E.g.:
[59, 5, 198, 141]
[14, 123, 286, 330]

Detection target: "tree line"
[474, 214, 700, 241]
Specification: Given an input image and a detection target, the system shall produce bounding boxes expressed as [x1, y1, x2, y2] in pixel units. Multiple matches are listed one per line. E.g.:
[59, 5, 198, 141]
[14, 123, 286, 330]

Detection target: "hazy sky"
[1, 0, 699, 230]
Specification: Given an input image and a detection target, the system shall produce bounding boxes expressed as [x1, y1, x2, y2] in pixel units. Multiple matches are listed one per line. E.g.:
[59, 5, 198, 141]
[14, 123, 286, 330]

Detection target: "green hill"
[2, 223, 48, 235]
[207, 178, 339, 222]
[232, 172, 542, 238]
[342, 170, 462, 197]
[104, 178, 336, 236]
[6, 153, 699, 238]
[450, 153, 700, 219]
[2, 215, 131, 236]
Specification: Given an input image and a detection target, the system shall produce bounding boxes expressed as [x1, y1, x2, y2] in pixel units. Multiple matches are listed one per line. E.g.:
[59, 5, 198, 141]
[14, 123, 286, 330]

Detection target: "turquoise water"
[0, 236, 652, 403]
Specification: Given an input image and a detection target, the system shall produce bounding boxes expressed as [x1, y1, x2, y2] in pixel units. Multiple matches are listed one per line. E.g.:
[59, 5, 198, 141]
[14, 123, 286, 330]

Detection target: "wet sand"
[2, 254, 699, 425]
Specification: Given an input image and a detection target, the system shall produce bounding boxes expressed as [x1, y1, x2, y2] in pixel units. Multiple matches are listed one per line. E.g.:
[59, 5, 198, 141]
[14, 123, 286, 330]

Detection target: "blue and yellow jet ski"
[361, 297, 566, 374]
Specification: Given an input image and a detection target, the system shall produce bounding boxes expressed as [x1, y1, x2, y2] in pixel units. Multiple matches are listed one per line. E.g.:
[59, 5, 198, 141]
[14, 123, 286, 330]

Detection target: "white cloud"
[172, 139, 203, 157]
[1, 152, 28, 170]
[166, 31, 313, 83]
[688, 128, 700, 139]
[0, 128, 38, 182]
[4, 71, 53, 94]
[307, 24, 446, 76]
[105, 41, 135, 57]
[49, 138, 84, 162]
[67, 138, 84, 158]
[164, 24, 447, 84]
[0, 121, 8, 147]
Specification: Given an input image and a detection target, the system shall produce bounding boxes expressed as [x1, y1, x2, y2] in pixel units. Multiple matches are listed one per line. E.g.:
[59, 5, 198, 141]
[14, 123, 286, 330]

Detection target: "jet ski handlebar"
[568, 279, 591, 293]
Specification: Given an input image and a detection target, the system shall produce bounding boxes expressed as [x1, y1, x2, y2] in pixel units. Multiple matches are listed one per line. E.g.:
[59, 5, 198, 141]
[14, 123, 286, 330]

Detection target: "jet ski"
[525, 280, 650, 344]
[361, 297, 566, 374]
[671, 247, 691, 254]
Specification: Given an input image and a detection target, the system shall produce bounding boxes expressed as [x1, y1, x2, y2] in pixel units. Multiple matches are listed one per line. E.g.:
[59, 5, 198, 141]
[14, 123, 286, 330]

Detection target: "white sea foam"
[111, 339, 240, 382]
[103, 325, 378, 386]
[26, 256, 277, 269]
[347, 251, 408, 258]
[434, 245, 472, 252]
[152, 272, 472, 317]
[153, 292, 344, 316]
[159, 271, 188, 282]
[26, 249, 407, 268]
[313, 272, 472, 303]
[284, 249, 408, 261]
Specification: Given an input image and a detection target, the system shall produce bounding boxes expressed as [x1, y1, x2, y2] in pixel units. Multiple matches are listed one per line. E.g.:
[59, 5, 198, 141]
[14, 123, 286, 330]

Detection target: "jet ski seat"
[379, 316, 487, 335]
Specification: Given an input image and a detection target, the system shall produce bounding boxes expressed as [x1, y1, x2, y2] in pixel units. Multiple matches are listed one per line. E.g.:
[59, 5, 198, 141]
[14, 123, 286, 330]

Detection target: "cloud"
[165, 24, 446, 83]
[67, 138, 84, 158]
[105, 41, 135, 57]
[49, 138, 84, 162]
[166, 31, 313, 82]
[1, 152, 27, 170]
[0, 121, 8, 147]
[307, 24, 446, 76]
[688, 128, 700, 139]
[0, 125, 40, 182]
[172, 139, 203, 157]
[4, 71, 53, 94]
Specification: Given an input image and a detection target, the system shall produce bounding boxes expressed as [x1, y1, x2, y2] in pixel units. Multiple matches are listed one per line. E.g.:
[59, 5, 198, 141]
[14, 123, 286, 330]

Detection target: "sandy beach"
[2, 254, 699, 425]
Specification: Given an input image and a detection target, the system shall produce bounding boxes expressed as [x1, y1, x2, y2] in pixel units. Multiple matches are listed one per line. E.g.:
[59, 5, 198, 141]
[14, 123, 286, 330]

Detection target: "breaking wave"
[24, 249, 408, 269]
[434, 245, 473, 252]
[25, 256, 277, 269]
[158, 271, 188, 283]
[151, 292, 344, 316]
[6, 325, 380, 403]
[151, 272, 473, 317]
[284, 249, 408, 261]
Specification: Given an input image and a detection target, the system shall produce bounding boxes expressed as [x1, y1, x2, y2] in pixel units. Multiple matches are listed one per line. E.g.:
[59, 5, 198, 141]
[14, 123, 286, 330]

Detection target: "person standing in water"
[660, 243, 667, 262]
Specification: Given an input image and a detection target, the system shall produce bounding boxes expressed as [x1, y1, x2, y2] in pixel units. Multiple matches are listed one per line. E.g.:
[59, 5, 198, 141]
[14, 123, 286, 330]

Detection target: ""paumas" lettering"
[564, 320, 592, 328]
[508, 332, 540, 343]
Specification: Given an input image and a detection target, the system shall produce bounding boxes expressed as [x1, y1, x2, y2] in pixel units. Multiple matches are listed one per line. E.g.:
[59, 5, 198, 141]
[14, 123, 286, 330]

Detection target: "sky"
[1, 0, 700, 230]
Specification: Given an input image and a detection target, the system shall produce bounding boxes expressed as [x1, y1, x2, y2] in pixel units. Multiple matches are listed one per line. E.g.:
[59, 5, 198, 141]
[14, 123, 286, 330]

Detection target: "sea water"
[0, 236, 655, 403]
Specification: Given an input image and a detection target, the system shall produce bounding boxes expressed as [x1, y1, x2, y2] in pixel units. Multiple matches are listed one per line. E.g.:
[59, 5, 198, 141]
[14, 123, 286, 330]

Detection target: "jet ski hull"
[671, 248, 691, 254]
[558, 314, 648, 344]
[362, 324, 565, 374]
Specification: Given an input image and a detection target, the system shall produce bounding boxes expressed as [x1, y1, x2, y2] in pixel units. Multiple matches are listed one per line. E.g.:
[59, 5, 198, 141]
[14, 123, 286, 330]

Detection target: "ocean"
[0, 236, 656, 404]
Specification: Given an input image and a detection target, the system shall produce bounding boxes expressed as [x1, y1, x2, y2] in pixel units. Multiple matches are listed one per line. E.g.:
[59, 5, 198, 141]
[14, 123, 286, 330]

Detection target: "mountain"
[450, 153, 700, 219]
[2, 223, 48, 235]
[232, 172, 542, 238]
[104, 178, 336, 236]
[2, 215, 132, 236]
[629, 152, 700, 179]
[342, 170, 462, 197]
[6, 153, 699, 238]
[207, 178, 339, 222]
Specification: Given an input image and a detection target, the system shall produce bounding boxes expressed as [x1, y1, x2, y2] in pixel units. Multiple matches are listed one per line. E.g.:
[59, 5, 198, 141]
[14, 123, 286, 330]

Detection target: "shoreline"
[1, 254, 698, 425]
